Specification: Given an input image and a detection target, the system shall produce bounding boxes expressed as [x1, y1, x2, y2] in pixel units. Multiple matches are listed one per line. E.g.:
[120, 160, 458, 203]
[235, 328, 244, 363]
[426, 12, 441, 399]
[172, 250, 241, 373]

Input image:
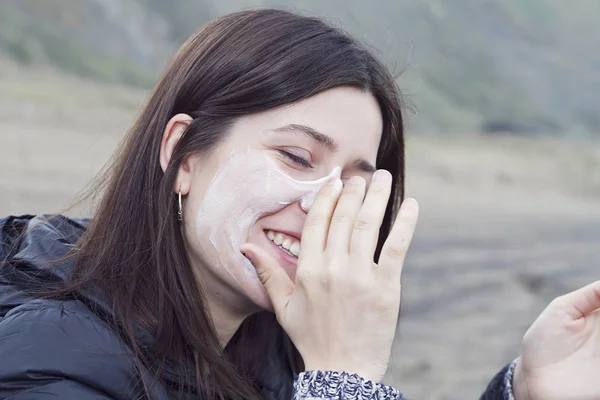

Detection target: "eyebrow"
[272, 124, 337, 151]
[270, 123, 377, 174]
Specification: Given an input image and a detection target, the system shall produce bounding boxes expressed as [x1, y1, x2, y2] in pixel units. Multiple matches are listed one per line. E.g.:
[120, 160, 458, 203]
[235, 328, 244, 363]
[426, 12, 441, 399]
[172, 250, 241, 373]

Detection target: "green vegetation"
[0, 2, 156, 87]
[1, 0, 599, 136]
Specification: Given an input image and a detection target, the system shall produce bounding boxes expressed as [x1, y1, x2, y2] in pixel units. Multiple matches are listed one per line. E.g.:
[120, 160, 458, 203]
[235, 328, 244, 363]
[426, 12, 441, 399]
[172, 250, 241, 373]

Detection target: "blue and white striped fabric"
[293, 370, 405, 400]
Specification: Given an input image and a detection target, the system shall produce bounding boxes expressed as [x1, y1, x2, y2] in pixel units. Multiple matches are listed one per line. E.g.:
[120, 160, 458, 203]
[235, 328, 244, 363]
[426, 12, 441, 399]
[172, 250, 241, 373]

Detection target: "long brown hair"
[67, 8, 405, 400]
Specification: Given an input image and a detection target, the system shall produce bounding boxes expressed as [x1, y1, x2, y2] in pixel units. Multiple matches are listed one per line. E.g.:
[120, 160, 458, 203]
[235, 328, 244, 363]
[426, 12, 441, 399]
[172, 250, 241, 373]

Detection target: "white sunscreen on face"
[195, 150, 341, 281]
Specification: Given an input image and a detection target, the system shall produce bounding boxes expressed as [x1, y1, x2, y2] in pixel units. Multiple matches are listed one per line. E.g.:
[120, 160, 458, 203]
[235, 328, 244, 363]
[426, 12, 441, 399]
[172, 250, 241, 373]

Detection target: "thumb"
[555, 280, 600, 320]
[241, 243, 294, 315]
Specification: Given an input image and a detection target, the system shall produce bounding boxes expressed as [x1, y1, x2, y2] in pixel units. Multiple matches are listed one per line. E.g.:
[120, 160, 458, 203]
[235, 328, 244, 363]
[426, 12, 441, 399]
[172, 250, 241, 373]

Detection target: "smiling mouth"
[265, 230, 301, 258]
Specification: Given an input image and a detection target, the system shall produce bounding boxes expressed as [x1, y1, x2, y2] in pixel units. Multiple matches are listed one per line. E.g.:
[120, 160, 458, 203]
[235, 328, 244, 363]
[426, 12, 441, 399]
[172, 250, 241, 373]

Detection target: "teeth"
[273, 233, 283, 245]
[289, 242, 300, 256]
[266, 230, 301, 257]
[282, 238, 292, 250]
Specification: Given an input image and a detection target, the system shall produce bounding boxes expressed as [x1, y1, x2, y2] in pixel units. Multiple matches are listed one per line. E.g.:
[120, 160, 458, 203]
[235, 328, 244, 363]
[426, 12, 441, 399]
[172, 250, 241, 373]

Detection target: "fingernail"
[346, 176, 365, 185]
[330, 166, 342, 179]
[334, 179, 343, 192]
[403, 198, 418, 208]
[241, 249, 254, 262]
[331, 178, 343, 192]
[325, 167, 342, 184]
[373, 169, 391, 181]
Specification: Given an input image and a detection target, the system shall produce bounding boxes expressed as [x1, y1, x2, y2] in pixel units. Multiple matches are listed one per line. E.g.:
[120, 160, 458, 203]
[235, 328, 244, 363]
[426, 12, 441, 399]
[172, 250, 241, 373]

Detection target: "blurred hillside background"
[2, 0, 600, 135]
[1, 1, 600, 400]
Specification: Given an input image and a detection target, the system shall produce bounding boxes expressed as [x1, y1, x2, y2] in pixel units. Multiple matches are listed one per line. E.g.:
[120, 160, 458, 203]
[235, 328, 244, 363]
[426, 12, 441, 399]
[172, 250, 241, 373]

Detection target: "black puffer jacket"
[0, 215, 510, 399]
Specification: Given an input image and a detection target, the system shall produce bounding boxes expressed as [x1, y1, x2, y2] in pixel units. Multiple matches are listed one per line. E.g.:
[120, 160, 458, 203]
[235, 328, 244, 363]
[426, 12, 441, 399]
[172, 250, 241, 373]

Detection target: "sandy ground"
[1, 59, 600, 399]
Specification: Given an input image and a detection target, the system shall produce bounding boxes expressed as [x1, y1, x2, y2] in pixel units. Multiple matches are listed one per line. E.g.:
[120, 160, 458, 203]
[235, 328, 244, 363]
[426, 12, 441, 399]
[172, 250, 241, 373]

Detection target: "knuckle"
[323, 254, 344, 272]
[298, 256, 346, 286]
[296, 267, 320, 285]
[303, 213, 325, 230]
[330, 213, 350, 226]
[353, 216, 374, 231]
[350, 276, 372, 292]
[324, 265, 340, 283]
[368, 182, 388, 195]
[256, 268, 273, 286]
[343, 183, 366, 196]
[298, 260, 332, 283]
[351, 276, 377, 295]
[382, 244, 407, 260]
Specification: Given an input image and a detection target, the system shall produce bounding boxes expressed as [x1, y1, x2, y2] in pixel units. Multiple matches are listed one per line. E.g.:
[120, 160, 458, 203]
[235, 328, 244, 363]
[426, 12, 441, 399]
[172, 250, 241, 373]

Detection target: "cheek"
[190, 152, 340, 269]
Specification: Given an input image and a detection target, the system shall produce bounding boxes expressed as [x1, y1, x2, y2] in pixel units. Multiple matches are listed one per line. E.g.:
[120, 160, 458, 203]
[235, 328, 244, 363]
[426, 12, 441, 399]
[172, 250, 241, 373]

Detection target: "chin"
[229, 258, 274, 312]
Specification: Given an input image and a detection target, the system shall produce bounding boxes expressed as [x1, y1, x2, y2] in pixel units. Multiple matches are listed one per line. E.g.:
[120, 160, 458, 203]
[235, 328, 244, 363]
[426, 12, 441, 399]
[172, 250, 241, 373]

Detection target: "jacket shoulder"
[0, 298, 142, 399]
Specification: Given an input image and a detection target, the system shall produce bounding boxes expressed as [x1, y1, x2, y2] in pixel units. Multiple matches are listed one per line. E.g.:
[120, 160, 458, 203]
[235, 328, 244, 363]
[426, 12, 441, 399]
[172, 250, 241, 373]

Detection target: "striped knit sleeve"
[479, 360, 518, 400]
[503, 361, 517, 400]
[293, 370, 405, 400]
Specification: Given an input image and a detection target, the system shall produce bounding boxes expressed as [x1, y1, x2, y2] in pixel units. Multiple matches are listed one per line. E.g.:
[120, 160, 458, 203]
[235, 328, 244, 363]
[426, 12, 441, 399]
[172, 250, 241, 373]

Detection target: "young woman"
[1, 9, 599, 400]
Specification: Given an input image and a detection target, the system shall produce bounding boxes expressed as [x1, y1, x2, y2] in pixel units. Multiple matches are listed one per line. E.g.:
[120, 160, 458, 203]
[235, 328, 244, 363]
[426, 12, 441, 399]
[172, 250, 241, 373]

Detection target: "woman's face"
[179, 86, 383, 311]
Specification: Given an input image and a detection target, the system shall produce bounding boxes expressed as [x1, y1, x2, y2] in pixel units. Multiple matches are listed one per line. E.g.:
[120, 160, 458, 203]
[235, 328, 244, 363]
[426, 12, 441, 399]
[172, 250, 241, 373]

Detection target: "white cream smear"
[195, 150, 341, 283]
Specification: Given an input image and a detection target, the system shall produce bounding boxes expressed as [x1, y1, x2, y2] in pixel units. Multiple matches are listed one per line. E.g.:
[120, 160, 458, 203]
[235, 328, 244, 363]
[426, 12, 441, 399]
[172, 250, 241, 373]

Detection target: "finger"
[301, 178, 343, 253]
[553, 280, 600, 320]
[241, 243, 293, 316]
[326, 176, 367, 252]
[377, 198, 419, 282]
[349, 170, 393, 258]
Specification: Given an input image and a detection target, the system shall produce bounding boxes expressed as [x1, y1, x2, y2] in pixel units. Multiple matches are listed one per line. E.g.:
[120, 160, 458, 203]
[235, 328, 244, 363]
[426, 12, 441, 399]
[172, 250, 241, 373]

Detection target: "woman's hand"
[241, 171, 419, 382]
[513, 280, 600, 400]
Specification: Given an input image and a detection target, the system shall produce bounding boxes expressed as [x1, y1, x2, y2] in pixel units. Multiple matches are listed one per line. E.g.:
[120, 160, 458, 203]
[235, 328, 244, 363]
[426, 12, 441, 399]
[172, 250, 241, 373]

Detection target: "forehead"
[234, 86, 383, 160]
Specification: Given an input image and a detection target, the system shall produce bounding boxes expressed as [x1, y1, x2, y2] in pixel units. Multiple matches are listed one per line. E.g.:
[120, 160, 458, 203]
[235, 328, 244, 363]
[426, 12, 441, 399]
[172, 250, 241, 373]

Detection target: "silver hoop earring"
[177, 189, 183, 222]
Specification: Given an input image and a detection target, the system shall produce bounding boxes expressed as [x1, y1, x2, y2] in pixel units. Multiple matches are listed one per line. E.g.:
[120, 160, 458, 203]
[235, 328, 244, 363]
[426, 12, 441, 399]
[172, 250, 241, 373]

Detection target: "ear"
[160, 113, 194, 195]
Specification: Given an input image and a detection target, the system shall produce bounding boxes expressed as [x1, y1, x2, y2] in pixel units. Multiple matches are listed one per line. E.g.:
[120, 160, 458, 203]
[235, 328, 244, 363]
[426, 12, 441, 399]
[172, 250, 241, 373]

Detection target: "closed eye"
[278, 150, 314, 169]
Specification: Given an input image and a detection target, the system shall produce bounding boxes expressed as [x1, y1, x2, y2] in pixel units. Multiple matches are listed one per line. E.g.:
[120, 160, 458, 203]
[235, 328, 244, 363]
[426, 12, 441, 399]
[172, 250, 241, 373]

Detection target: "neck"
[205, 287, 257, 348]
[191, 262, 261, 348]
